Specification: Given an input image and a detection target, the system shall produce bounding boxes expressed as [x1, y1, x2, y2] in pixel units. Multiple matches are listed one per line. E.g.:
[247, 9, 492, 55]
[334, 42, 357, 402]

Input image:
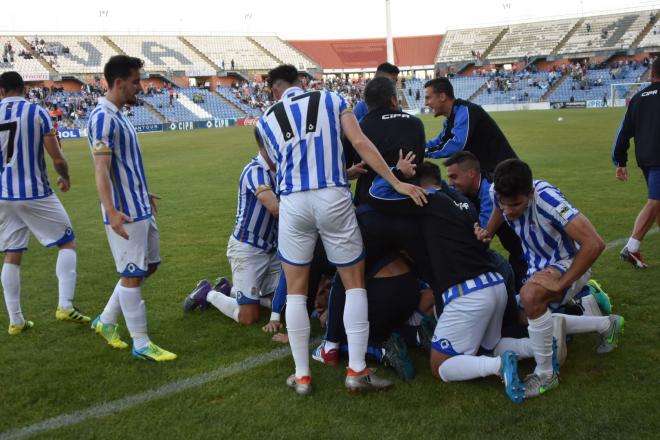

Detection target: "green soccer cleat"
[91, 315, 129, 349]
[8, 320, 34, 336]
[132, 342, 177, 362]
[586, 279, 613, 315]
[597, 314, 624, 354]
[56, 306, 91, 324]
[523, 371, 559, 399]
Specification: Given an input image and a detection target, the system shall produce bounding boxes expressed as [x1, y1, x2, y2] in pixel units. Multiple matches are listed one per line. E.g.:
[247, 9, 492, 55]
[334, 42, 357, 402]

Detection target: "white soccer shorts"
[0, 194, 75, 252]
[226, 235, 280, 305]
[105, 216, 160, 277]
[432, 283, 508, 356]
[278, 186, 364, 266]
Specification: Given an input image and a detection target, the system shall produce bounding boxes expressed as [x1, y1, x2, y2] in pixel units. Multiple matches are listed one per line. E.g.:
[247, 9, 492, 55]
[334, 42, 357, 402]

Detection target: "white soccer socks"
[286, 294, 311, 378]
[207, 290, 240, 322]
[100, 281, 122, 325]
[527, 309, 554, 377]
[344, 288, 369, 372]
[55, 249, 77, 310]
[494, 337, 535, 359]
[555, 313, 610, 334]
[116, 284, 150, 350]
[439, 355, 501, 382]
[626, 237, 641, 253]
[1, 263, 23, 325]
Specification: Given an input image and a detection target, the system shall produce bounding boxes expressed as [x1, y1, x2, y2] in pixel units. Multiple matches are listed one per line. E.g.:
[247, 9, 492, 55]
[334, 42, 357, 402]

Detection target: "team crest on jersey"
[556, 203, 573, 220]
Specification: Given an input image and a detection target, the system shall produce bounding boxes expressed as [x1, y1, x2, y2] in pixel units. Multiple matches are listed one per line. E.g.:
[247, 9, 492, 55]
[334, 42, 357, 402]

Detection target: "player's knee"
[58, 240, 76, 250]
[519, 285, 542, 312]
[4, 251, 22, 265]
[429, 351, 448, 380]
[238, 305, 259, 325]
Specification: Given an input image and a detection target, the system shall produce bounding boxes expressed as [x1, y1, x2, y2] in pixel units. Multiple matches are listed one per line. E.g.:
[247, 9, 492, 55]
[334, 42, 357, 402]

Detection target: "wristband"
[270, 312, 281, 322]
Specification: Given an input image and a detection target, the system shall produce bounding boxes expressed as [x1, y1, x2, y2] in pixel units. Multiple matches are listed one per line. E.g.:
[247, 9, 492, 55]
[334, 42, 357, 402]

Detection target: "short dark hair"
[364, 77, 396, 110]
[418, 161, 442, 185]
[267, 64, 298, 88]
[376, 62, 400, 77]
[0, 71, 25, 93]
[653, 57, 660, 79]
[443, 151, 481, 173]
[424, 77, 455, 99]
[104, 55, 143, 89]
[493, 159, 533, 198]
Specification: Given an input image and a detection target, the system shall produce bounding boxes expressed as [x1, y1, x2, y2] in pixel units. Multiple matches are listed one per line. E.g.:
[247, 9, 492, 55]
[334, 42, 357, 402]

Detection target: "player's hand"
[149, 192, 161, 214]
[108, 209, 133, 240]
[474, 222, 492, 243]
[394, 181, 427, 206]
[396, 149, 417, 178]
[615, 166, 628, 182]
[262, 320, 282, 333]
[528, 270, 563, 293]
[56, 176, 70, 192]
[347, 161, 368, 180]
[271, 332, 289, 344]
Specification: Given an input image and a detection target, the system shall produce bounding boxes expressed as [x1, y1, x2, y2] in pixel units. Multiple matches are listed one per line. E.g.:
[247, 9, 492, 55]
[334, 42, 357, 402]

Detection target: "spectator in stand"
[231, 59, 235, 70]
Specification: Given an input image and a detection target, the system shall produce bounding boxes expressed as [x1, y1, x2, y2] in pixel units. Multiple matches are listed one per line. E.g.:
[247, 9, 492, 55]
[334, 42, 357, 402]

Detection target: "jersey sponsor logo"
[381, 114, 410, 120]
[556, 203, 573, 220]
[641, 89, 658, 97]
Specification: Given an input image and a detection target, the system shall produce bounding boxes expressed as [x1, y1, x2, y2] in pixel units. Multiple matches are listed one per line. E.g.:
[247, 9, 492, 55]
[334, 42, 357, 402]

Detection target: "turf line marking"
[0, 340, 319, 440]
[2, 229, 658, 439]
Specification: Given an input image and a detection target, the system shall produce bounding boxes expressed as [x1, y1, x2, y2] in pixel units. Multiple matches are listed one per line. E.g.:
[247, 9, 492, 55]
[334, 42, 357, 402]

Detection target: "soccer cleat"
[586, 279, 613, 315]
[382, 332, 416, 382]
[499, 351, 524, 404]
[523, 371, 559, 398]
[91, 316, 129, 349]
[213, 277, 233, 296]
[417, 314, 437, 353]
[56, 306, 91, 323]
[552, 315, 567, 370]
[8, 320, 34, 336]
[183, 279, 211, 312]
[620, 247, 648, 269]
[312, 342, 339, 367]
[596, 314, 624, 354]
[132, 342, 177, 362]
[345, 368, 394, 393]
[286, 374, 312, 396]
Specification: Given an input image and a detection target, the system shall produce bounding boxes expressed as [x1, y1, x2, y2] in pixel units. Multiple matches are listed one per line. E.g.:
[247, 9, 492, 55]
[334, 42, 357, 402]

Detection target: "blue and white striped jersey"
[256, 87, 352, 195]
[232, 155, 278, 252]
[0, 97, 55, 200]
[87, 98, 151, 224]
[492, 180, 580, 278]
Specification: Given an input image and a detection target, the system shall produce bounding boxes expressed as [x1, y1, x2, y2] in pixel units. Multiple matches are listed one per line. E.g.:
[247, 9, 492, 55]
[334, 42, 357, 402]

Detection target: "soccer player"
[353, 62, 400, 122]
[0, 71, 89, 335]
[612, 57, 660, 268]
[183, 131, 281, 328]
[476, 159, 624, 398]
[87, 55, 176, 362]
[424, 77, 517, 175]
[256, 64, 426, 395]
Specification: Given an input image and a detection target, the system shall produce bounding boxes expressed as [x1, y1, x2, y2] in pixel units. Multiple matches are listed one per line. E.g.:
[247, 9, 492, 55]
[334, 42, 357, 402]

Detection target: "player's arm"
[341, 111, 427, 206]
[426, 105, 470, 159]
[475, 202, 504, 242]
[612, 104, 634, 182]
[93, 154, 132, 240]
[256, 187, 279, 218]
[531, 214, 605, 293]
[43, 133, 70, 192]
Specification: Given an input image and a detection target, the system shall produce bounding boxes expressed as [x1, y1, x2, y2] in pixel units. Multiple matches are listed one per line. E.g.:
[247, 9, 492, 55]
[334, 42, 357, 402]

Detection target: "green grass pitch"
[1, 108, 659, 439]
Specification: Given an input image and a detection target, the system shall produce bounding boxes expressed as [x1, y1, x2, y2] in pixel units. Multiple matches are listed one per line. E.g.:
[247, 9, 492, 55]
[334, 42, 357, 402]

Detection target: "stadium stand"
[37, 36, 119, 74]
[216, 86, 262, 117]
[1, 37, 50, 78]
[108, 36, 215, 74]
[474, 72, 551, 105]
[184, 36, 276, 71]
[559, 12, 649, 54]
[250, 36, 317, 71]
[638, 21, 660, 49]
[436, 26, 506, 63]
[547, 65, 644, 102]
[488, 19, 579, 60]
[177, 87, 244, 119]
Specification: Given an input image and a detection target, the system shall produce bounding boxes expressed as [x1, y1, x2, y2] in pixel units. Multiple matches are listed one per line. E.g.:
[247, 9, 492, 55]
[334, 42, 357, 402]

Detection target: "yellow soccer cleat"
[91, 315, 129, 349]
[56, 306, 91, 324]
[8, 320, 34, 336]
[132, 342, 177, 362]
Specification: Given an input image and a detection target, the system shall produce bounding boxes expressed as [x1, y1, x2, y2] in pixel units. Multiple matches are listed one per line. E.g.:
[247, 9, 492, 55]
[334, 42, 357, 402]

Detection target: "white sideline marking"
[2, 229, 659, 439]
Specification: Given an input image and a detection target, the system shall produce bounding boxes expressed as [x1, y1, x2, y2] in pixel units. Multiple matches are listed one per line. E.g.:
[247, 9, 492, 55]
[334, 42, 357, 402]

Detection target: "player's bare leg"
[282, 262, 312, 395]
[622, 199, 660, 268]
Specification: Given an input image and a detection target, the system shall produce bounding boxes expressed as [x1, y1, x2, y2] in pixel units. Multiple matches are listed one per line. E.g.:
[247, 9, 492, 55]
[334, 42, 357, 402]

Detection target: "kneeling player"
[476, 159, 624, 398]
[184, 144, 280, 327]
